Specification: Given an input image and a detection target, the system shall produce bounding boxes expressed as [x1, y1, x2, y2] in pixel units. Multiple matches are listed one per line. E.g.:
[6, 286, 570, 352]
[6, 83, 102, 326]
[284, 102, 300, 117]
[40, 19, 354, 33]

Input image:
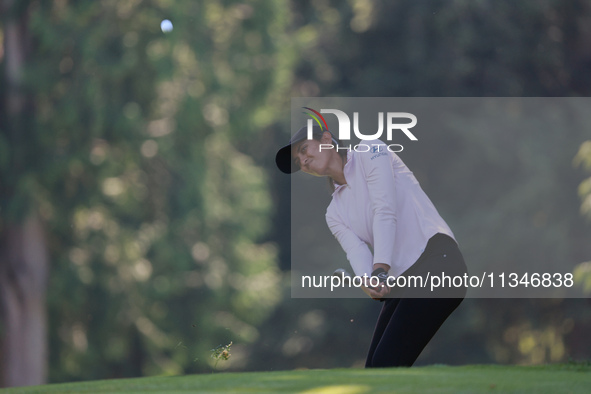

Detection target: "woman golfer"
[276, 125, 468, 368]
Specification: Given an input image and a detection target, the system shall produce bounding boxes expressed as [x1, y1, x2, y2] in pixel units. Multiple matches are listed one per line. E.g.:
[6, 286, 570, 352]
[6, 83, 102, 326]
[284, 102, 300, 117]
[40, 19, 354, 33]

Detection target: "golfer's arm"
[360, 142, 396, 271]
[326, 212, 373, 277]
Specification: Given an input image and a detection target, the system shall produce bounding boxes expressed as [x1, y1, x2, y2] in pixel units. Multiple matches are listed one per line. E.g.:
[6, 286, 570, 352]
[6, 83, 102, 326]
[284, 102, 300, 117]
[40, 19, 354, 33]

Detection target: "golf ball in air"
[160, 19, 173, 33]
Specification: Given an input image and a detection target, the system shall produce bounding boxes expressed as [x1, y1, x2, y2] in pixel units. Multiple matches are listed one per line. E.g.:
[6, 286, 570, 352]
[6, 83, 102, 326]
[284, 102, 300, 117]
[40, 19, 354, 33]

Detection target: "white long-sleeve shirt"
[325, 139, 455, 278]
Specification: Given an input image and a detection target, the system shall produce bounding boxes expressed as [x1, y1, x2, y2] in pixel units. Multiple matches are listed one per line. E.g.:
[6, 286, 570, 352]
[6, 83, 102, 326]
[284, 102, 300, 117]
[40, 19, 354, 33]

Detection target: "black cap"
[275, 125, 338, 174]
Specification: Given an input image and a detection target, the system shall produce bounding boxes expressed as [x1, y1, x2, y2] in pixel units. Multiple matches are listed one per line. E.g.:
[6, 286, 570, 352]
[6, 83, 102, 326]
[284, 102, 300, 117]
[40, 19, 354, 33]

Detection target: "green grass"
[3, 364, 591, 393]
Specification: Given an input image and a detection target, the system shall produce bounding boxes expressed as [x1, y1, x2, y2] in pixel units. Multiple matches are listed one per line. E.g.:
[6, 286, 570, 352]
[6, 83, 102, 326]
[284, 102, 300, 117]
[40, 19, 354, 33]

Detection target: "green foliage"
[4, 0, 591, 382]
[291, 0, 590, 97]
[257, 0, 591, 370]
[574, 140, 591, 220]
[573, 140, 591, 293]
[2, 0, 294, 382]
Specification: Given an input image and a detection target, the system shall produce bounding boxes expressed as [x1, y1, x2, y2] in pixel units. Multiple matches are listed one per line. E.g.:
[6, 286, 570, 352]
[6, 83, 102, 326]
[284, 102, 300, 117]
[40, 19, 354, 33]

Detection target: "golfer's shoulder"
[354, 139, 392, 165]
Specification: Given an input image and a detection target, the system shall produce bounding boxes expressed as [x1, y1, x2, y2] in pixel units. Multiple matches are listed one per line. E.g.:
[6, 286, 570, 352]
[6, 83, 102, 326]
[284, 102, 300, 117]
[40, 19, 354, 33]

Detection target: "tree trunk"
[0, 216, 49, 387]
[0, 0, 49, 387]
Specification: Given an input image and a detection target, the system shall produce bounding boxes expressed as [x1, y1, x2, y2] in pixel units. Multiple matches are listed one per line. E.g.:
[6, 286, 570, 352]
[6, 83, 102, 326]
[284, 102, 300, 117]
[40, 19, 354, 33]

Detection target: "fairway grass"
[3, 364, 590, 393]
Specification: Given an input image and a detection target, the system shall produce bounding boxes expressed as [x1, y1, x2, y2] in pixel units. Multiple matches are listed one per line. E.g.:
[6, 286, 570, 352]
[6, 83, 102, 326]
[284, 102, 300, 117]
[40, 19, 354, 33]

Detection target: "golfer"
[276, 125, 468, 368]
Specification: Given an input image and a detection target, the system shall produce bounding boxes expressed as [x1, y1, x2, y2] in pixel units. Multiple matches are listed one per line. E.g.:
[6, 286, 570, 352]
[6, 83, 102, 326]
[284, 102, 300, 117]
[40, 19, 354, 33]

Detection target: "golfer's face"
[291, 138, 328, 176]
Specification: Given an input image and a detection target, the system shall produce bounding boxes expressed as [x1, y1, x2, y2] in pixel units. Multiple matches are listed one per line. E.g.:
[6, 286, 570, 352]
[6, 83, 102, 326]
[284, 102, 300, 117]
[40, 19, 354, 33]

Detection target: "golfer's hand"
[362, 283, 390, 301]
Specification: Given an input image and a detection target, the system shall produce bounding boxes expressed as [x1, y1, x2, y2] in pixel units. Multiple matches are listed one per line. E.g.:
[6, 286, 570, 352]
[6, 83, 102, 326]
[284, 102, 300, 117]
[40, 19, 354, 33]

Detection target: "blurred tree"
[1, 0, 294, 385]
[574, 140, 591, 221]
[0, 0, 48, 387]
[573, 140, 591, 293]
[2, 0, 591, 384]
[254, 0, 591, 370]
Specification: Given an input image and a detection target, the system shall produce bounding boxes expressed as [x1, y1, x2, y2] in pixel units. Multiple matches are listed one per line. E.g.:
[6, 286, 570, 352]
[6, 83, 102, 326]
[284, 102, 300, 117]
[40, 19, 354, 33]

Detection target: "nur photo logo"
[302, 107, 418, 153]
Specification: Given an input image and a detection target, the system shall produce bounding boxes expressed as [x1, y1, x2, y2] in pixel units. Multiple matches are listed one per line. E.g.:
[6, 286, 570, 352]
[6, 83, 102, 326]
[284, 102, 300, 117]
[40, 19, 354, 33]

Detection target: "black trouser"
[365, 233, 468, 368]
